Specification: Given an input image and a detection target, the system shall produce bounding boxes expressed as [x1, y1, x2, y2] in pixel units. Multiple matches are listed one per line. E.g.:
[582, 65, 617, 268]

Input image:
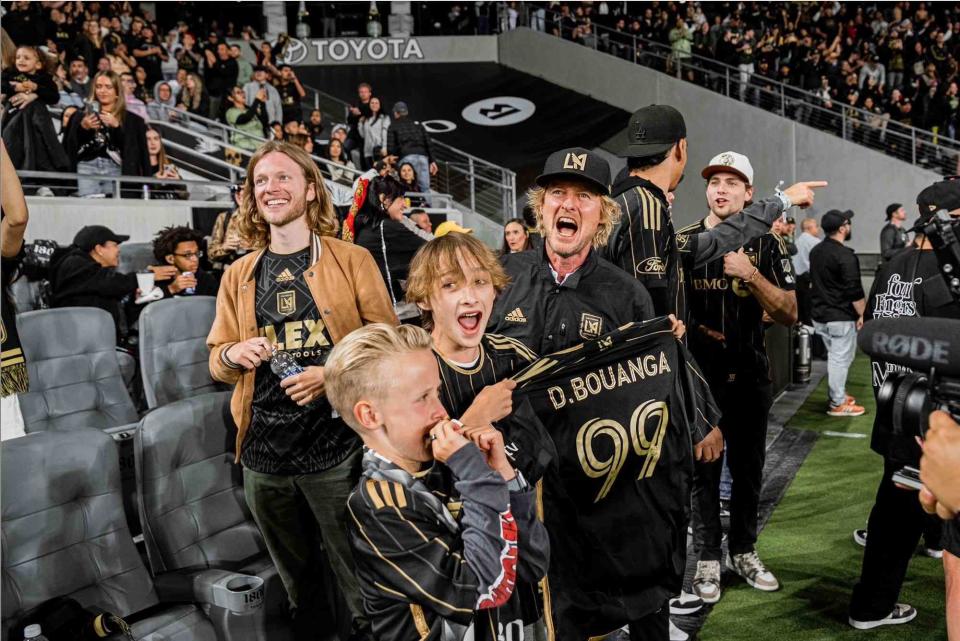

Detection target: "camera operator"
[920, 410, 960, 641]
[849, 178, 960, 631]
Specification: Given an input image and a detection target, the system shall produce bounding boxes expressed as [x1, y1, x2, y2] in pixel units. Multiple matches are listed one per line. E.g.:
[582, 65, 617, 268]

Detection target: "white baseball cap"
[701, 151, 754, 185]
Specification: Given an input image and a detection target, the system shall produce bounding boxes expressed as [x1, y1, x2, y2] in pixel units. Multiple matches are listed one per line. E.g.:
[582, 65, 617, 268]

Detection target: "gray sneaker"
[692, 560, 722, 603]
[849, 603, 917, 630]
[727, 551, 780, 591]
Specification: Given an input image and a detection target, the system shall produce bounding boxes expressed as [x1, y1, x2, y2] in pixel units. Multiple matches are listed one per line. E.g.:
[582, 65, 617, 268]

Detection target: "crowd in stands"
[510, 1, 960, 170]
[0, 2, 439, 199]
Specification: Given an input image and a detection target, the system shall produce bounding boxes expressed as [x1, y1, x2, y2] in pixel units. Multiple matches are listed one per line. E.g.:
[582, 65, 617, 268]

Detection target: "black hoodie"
[49, 246, 138, 338]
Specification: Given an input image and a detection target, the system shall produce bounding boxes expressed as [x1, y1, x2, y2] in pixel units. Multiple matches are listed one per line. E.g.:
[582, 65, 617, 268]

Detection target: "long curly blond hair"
[237, 141, 339, 248]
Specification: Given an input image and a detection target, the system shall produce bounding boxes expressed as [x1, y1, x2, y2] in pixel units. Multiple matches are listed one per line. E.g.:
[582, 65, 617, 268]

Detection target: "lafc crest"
[580, 313, 603, 339]
[563, 153, 587, 171]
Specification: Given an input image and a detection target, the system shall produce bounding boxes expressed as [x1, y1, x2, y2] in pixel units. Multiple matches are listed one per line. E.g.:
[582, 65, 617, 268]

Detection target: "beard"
[259, 192, 306, 228]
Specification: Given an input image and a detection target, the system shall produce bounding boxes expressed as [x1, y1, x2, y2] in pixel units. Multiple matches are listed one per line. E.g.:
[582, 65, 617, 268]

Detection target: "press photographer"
[849, 178, 960, 631]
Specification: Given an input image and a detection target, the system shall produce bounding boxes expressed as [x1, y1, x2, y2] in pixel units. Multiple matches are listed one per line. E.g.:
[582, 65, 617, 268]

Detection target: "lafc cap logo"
[563, 153, 587, 171]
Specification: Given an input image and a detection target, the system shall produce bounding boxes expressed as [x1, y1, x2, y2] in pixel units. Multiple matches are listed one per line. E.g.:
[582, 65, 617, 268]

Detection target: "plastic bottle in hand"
[23, 624, 49, 641]
[270, 349, 304, 380]
[182, 271, 196, 295]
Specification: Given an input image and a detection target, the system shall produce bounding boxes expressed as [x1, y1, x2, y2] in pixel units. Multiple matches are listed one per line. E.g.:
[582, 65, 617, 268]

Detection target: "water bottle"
[23, 624, 49, 641]
[182, 271, 196, 295]
[270, 349, 304, 380]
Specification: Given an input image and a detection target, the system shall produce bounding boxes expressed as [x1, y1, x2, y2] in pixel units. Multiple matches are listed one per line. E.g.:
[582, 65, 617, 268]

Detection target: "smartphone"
[892, 466, 923, 491]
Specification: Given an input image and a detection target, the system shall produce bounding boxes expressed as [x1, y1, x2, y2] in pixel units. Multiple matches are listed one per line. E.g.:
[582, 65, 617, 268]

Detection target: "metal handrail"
[150, 107, 367, 182]
[299, 83, 518, 218]
[517, 4, 960, 173]
[17, 169, 233, 201]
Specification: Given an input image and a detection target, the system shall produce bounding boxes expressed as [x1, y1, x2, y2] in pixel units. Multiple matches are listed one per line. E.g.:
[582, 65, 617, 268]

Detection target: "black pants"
[694, 380, 772, 561]
[849, 457, 943, 621]
[796, 272, 813, 326]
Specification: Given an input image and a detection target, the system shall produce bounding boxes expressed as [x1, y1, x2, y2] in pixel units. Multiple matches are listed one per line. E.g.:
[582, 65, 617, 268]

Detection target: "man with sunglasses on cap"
[682, 151, 797, 605]
[489, 147, 721, 641]
[809, 209, 866, 417]
[849, 178, 960, 631]
[606, 104, 825, 325]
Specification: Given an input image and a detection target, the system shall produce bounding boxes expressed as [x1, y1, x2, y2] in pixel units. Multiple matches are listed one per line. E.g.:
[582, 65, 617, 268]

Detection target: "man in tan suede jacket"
[207, 141, 396, 641]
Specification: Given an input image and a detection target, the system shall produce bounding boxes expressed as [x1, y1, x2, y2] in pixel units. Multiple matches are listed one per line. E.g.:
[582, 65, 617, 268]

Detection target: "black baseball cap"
[885, 202, 902, 218]
[916, 177, 960, 223]
[619, 104, 687, 157]
[536, 147, 611, 196]
[73, 225, 129, 251]
[821, 209, 853, 233]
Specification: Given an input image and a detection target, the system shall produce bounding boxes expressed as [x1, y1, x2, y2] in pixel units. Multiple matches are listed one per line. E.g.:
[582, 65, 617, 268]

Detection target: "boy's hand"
[472, 428, 516, 481]
[460, 380, 516, 426]
[430, 420, 470, 463]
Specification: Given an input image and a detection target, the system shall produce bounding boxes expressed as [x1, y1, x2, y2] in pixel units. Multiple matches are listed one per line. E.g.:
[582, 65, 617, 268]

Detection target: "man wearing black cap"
[488, 146, 655, 354]
[489, 146, 722, 641]
[243, 66, 282, 125]
[809, 209, 866, 416]
[606, 104, 825, 323]
[849, 179, 960, 630]
[49, 225, 176, 342]
[879, 202, 909, 265]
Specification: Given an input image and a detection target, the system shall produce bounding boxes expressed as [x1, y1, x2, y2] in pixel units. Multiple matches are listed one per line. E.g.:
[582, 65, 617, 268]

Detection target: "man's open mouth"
[556, 216, 579, 238]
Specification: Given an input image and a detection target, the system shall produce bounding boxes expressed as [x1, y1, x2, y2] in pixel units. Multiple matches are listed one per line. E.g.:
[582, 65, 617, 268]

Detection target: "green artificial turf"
[700, 354, 948, 640]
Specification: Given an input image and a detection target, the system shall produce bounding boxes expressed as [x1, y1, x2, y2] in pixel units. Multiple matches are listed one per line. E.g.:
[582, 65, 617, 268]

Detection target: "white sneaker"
[921, 547, 944, 559]
[853, 528, 868, 547]
[726, 551, 780, 591]
[692, 560, 722, 603]
[669, 592, 704, 615]
[849, 603, 917, 629]
[669, 619, 689, 641]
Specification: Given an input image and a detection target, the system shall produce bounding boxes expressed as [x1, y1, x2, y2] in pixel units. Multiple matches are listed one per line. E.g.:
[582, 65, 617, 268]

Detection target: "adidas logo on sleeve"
[504, 308, 527, 323]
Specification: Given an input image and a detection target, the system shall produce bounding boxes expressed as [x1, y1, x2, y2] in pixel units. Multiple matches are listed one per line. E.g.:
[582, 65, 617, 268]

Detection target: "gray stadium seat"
[1, 429, 219, 641]
[138, 296, 226, 409]
[135, 392, 291, 638]
[16, 307, 139, 434]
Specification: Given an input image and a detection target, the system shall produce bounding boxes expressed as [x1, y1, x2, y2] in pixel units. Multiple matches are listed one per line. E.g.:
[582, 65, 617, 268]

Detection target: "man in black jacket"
[386, 102, 436, 194]
[879, 202, 909, 266]
[50, 225, 176, 342]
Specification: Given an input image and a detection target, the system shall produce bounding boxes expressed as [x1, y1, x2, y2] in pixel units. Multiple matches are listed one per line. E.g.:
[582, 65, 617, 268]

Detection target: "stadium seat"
[138, 296, 226, 409]
[1, 429, 219, 641]
[135, 392, 291, 638]
[16, 307, 139, 434]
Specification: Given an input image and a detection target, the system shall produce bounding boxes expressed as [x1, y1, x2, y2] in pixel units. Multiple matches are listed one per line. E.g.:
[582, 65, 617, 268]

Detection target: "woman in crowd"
[145, 126, 187, 200]
[397, 161, 426, 207]
[148, 81, 177, 121]
[64, 70, 149, 197]
[326, 137, 356, 185]
[177, 72, 209, 119]
[501, 217, 533, 254]
[359, 96, 390, 170]
[351, 174, 426, 321]
[225, 85, 268, 151]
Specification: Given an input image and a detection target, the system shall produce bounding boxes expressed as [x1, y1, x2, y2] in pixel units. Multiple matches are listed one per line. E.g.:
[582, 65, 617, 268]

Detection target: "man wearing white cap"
[681, 151, 797, 605]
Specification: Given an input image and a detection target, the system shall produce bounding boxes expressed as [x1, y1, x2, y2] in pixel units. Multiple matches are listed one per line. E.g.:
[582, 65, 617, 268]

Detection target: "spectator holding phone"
[145, 126, 187, 200]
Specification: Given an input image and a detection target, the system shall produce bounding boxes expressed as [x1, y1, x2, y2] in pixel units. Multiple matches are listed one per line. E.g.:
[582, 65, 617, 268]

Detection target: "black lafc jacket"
[605, 176, 788, 322]
[510, 317, 716, 639]
[488, 247, 655, 355]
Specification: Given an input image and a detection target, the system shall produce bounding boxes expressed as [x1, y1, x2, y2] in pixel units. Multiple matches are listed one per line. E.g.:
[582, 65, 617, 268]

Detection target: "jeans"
[76, 156, 121, 197]
[243, 448, 368, 639]
[813, 320, 857, 407]
[400, 153, 431, 194]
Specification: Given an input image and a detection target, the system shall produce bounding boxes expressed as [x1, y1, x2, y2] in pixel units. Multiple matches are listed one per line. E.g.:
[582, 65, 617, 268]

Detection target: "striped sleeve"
[347, 446, 517, 623]
[622, 187, 669, 287]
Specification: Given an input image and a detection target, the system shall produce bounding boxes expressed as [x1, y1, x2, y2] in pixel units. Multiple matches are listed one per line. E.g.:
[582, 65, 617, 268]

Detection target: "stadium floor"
[690, 354, 947, 640]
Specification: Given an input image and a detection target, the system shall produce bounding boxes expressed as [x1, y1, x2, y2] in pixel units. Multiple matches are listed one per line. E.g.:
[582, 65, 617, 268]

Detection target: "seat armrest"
[155, 569, 267, 641]
[106, 422, 139, 441]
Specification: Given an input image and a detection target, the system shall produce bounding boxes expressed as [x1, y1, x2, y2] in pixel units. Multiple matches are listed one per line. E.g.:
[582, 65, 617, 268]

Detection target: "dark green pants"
[244, 448, 367, 638]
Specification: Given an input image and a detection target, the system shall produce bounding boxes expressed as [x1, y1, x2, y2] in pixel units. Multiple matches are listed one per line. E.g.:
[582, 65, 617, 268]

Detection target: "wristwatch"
[506, 470, 529, 493]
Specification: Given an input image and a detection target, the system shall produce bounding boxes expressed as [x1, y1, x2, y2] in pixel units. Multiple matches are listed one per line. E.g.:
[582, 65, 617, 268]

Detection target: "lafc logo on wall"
[563, 153, 587, 171]
[277, 290, 296, 315]
[580, 313, 603, 339]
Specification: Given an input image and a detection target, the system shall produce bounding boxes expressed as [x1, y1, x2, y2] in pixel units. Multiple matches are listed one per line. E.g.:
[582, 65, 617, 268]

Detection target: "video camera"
[859, 207, 960, 439]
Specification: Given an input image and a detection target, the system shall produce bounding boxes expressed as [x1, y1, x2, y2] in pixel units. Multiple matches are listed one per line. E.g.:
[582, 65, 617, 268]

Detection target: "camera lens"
[878, 371, 931, 438]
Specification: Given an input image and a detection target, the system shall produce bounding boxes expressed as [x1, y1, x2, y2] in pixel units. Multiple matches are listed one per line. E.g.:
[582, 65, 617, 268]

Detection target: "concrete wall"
[24, 198, 197, 245]
[498, 28, 941, 253]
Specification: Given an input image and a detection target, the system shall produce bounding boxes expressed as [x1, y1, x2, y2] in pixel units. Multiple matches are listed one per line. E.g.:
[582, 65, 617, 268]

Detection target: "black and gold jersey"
[435, 333, 537, 418]
[511, 317, 713, 639]
[683, 218, 795, 384]
[347, 446, 549, 641]
[244, 247, 356, 475]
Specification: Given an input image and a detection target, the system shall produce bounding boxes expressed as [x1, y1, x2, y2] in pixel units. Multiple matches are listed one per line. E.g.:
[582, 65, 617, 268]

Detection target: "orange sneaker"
[845, 395, 857, 405]
[827, 401, 866, 417]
